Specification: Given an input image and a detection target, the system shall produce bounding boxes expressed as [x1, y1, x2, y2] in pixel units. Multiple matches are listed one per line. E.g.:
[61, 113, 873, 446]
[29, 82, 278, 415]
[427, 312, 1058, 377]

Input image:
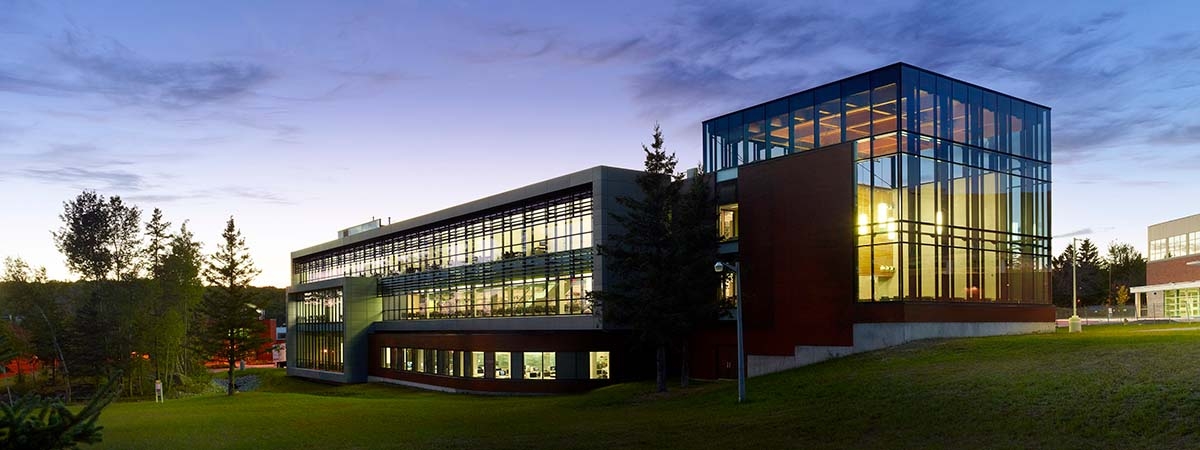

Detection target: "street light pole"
[1069, 237, 1082, 332]
[715, 261, 746, 403]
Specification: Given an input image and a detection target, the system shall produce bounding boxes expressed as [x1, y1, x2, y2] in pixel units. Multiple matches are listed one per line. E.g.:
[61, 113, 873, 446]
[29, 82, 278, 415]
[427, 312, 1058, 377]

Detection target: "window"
[791, 92, 815, 152]
[1169, 235, 1188, 259]
[495, 352, 511, 379]
[1150, 239, 1167, 261]
[816, 85, 841, 147]
[589, 352, 610, 380]
[745, 107, 767, 163]
[471, 352, 485, 378]
[381, 347, 392, 369]
[872, 81, 898, 133]
[843, 76, 870, 142]
[718, 204, 739, 241]
[767, 100, 790, 158]
[522, 352, 556, 380]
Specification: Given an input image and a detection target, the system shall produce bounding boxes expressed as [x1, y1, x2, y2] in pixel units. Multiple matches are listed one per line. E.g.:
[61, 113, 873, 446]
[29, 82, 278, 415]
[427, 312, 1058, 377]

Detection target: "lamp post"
[714, 261, 745, 403]
[1069, 237, 1082, 332]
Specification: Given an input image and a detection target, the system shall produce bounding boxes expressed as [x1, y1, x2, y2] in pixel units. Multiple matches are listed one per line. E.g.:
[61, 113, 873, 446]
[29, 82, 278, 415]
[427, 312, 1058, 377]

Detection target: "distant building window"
[1150, 239, 1167, 261]
[718, 204, 739, 241]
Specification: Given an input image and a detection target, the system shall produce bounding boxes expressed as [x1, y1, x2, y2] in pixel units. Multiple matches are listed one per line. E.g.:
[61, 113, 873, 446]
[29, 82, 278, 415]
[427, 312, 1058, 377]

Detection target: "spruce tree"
[197, 217, 268, 395]
[596, 125, 722, 392]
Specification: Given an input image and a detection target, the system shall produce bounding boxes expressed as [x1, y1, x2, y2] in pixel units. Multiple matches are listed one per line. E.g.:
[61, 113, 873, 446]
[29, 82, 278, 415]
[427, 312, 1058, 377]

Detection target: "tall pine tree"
[197, 217, 268, 396]
[596, 125, 723, 392]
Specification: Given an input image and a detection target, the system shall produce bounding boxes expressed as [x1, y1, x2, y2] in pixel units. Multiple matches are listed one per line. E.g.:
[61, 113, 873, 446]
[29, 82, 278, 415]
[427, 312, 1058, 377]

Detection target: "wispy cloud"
[22, 166, 143, 191]
[460, 1, 1200, 168]
[125, 186, 294, 205]
[9, 29, 274, 108]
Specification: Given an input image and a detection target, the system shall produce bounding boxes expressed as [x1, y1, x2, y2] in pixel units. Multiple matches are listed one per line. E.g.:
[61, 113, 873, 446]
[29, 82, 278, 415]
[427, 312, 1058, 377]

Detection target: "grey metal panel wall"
[343, 277, 381, 383]
[592, 166, 642, 319]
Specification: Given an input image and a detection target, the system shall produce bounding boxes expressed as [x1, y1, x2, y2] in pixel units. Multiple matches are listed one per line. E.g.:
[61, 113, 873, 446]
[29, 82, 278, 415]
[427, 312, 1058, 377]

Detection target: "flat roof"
[1131, 280, 1200, 293]
[1149, 212, 1200, 230]
[702, 62, 1050, 125]
[290, 165, 642, 260]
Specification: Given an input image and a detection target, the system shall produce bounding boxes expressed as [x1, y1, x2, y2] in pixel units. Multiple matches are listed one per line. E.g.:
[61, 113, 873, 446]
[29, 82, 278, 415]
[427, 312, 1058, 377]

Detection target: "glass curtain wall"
[855, 66, 1051, 303]
[702, 64, 1050, 303]
[293, 188, 595, 320]
[292, 288, 345, 372]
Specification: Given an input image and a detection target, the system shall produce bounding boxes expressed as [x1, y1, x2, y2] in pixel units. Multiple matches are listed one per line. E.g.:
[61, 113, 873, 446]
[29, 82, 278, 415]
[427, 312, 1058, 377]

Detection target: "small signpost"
[154, 379, 164, 403]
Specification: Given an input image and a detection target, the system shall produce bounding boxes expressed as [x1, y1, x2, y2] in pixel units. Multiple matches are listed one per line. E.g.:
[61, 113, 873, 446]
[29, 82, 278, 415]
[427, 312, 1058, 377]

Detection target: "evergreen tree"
[669, 165, 722, 387]
[595, 126, 722, 392]
[197, 217, 268, 396]
[1051, 238, 1105, 307]
[144, 208, 171, 279]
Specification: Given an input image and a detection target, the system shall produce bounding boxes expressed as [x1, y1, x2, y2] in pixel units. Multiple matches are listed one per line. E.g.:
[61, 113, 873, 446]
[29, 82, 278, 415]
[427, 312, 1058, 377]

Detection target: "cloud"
[459, 1, 1200, 168]
[0, 29, 273, 109]
[126, 186, 293, 206]
[22, 166, 143, 191]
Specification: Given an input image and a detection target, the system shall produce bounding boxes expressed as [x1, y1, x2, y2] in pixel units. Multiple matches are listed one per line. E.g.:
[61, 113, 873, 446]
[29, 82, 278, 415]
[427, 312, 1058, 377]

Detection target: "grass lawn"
[95, 323, 1200, 449]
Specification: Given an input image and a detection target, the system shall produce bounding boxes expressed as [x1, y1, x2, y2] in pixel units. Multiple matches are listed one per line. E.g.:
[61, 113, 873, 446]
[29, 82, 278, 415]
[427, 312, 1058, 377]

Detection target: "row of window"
[382, 275, 593, 320]
[1149, 232, 1200, 261]
[379, 348, 610, 381]
[293, 189, 593, 284]
[703, 64, 1050, 172]
[853, 131, 1049, 181]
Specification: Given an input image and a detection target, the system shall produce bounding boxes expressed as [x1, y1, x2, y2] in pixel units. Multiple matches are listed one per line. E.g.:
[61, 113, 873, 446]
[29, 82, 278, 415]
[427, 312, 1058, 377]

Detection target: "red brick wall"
[1148, 259, 1200, 285]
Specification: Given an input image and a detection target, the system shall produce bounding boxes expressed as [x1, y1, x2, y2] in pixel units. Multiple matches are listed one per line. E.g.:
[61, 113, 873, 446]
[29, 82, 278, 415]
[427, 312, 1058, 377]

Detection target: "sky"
[1, 0, 1198, 287]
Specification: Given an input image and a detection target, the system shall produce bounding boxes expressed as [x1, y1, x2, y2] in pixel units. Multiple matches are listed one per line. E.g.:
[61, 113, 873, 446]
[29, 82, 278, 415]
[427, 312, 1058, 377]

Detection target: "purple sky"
[2, 0, 1198, 287]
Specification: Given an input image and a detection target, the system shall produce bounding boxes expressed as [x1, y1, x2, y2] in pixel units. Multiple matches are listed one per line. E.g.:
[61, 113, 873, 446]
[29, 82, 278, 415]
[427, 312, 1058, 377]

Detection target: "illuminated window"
[495, 352, 511, 379]
[471, 352, 485, 378]
[522, 352, 556, 380]
[718, 204, 739, 241]
[589, 352, 610, 380]
[791, 93, 815, 152]
[381, 347, 392, 369]
[844, 77, 870, 142]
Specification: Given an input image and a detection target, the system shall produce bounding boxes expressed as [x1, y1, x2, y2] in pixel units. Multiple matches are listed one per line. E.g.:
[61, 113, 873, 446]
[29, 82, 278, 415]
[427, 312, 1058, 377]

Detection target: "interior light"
[857, 213, 870, 235]
[935, 211, 944, 235]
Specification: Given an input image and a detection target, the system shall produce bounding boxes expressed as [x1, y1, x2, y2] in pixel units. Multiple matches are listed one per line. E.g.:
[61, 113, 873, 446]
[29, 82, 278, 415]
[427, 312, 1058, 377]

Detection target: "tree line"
[1050, 239, 1147, 310]
[0, 190, 282, 401]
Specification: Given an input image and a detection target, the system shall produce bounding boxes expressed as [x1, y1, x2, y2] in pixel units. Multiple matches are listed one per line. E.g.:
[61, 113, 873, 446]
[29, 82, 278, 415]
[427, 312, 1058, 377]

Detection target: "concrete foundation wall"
[746, 321, 1054, 378]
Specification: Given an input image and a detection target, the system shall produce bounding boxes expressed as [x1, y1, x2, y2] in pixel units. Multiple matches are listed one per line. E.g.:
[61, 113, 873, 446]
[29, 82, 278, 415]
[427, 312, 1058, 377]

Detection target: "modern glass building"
[691, 63, 1054, 377]
[289, 63, 1055, 389]
[287, 166, 641, 392]
[1132, 213, 1200, 318]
